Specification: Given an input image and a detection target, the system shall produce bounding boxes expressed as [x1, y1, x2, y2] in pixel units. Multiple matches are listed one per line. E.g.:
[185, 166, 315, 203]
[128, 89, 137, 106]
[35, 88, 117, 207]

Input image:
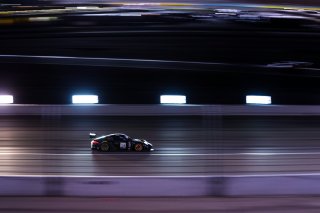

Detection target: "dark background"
[0, 5, 319, 104]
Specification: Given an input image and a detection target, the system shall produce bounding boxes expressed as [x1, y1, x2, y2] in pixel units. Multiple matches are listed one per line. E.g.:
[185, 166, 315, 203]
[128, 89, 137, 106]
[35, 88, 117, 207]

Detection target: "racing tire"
[100, 143, 110, 152]
[134, 143, 143, 152]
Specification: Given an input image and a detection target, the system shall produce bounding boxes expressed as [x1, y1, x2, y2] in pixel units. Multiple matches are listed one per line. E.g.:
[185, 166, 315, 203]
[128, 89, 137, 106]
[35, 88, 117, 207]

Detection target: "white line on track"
[3, 173, 320, 178]
[2, 147, 320, 151]
[1, 152, 320, 156]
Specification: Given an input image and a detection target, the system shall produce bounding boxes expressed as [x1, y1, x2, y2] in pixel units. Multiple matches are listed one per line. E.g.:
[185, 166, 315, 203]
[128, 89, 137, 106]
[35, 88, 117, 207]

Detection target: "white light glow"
[28, 17, 58, 22]
[246, 95, 272, 104]
[72, 95, 98, 104]
[0, 95, 13, 104]
[76, 6, 88, 9]
[160, 95, 186, 104]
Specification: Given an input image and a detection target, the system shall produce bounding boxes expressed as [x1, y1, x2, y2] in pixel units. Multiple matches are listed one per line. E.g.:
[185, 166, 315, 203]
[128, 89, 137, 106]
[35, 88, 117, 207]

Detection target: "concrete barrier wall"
[1, 175, 320, 197]
[0, 104, 320, 116]
[64, 176, 209, 197]
[223, 175, 320, 196]
[0, 176, 46, 196]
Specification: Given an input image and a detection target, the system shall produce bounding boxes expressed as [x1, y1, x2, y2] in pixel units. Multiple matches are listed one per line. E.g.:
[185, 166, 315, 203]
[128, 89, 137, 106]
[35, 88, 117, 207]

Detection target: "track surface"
[2, 196, 320, 213]
[1, 116, 320, 176]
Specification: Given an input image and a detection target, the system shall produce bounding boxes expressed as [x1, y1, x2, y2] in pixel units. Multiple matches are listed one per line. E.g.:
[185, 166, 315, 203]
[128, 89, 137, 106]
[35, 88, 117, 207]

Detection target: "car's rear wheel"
[100, 143, 110, 152]
[134, 143, 143, 152]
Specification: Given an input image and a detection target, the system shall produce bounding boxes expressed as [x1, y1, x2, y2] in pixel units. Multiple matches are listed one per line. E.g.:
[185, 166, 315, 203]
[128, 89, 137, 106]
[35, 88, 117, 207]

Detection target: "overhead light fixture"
[160, 95, 186, 104]
[0, 95, 14, 104]
[72, 95, 99, 104]
[246, 95, 272, 105]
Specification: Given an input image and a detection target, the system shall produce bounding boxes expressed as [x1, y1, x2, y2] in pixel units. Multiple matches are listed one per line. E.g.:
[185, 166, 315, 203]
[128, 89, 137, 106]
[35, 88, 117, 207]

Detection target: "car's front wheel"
[100, 143, 110, 152]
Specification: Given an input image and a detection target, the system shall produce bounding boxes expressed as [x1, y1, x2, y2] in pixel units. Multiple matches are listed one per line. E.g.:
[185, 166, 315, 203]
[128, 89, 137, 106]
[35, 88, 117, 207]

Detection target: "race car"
[90, 133, 153, 152]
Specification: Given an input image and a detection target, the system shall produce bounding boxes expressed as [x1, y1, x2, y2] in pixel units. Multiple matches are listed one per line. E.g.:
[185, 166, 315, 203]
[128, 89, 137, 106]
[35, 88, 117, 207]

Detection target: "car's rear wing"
[89, 133, 97, 139]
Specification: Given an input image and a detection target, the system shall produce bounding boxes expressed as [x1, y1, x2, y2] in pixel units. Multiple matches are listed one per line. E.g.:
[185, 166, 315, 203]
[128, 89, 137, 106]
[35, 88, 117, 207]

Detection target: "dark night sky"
[0, 6, 319, 104]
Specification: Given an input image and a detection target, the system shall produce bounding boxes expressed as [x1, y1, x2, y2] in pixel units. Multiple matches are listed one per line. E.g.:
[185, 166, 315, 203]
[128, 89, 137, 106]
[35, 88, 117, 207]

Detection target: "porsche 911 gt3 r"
[90, 133, 153, 152]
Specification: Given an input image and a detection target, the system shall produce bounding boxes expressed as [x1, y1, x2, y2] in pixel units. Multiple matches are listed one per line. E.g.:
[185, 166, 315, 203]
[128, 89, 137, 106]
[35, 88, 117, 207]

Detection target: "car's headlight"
[144, 141, 151, 146]
[145, 142, 152, 146]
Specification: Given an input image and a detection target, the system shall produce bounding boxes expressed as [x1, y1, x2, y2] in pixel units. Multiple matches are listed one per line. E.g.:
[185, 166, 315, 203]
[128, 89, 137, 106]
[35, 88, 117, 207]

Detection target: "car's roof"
[95, 133, 129, 140]
[104, 133, 128, 137]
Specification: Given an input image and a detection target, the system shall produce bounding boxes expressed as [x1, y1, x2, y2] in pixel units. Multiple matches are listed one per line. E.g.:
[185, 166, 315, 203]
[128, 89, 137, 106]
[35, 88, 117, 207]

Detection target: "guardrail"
[0, 104, 320, 116]
[1, 174, 320, 196]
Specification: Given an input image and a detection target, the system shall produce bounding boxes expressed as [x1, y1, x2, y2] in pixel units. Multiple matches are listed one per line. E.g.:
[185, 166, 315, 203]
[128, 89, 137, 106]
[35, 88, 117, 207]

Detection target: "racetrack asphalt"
[1, 116, 320, 176]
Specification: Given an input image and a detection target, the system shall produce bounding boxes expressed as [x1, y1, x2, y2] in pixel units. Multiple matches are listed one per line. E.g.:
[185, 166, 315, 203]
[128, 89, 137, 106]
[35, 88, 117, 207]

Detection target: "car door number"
[120, 142, 126, 149]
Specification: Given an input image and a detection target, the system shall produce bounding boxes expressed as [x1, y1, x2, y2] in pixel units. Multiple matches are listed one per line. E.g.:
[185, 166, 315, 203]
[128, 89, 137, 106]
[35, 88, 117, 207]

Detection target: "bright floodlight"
[160, 95, 186, 104]
[246, 95, 272, 105]
[72, 95, 99, 104]
[0, 95, 13, 104]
